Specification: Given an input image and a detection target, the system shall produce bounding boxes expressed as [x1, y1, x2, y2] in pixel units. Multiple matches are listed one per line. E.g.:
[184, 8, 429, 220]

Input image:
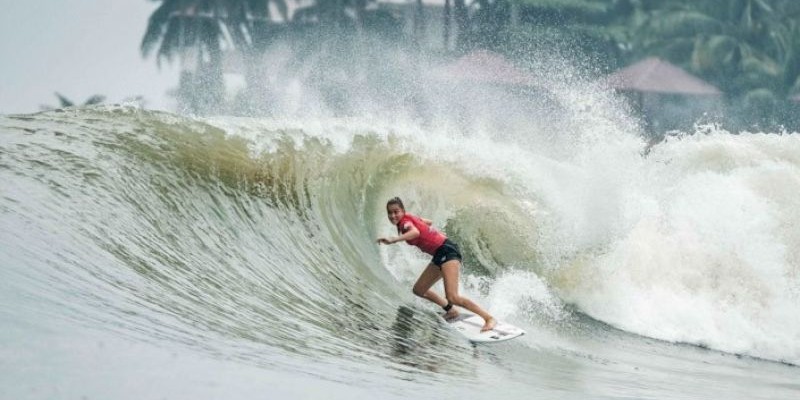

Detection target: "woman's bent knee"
[446, 294, 463, 305]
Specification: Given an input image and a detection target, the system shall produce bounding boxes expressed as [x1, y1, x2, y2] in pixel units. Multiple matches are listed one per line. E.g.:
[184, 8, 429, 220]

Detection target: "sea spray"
[553, 129, 800, 364]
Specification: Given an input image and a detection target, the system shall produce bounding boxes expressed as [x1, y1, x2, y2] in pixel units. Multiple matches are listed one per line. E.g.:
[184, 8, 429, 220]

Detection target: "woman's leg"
[412, 263, 450, 310]
[440, 259, 496, 331]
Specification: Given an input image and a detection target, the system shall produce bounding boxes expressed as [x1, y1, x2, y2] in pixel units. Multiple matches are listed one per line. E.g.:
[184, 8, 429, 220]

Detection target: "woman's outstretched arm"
[377, 224, 420, 245]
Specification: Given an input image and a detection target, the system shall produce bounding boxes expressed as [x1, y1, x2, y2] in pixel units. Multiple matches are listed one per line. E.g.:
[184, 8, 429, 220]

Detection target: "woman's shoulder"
[404, 213, 424, 222]
[398, 213, 419, 226]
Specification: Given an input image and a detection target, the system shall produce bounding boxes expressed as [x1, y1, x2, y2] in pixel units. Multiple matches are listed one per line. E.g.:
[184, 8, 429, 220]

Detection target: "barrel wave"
[1, 106, 799, 399]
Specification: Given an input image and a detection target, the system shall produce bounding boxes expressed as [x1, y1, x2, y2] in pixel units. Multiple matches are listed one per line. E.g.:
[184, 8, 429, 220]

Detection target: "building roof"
[605, 57, 721, 96]
[432, 49, 539, 86]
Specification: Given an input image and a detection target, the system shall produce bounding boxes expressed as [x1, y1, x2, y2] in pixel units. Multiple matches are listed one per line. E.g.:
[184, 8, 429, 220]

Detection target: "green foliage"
[626, 0, 800, 128]
[141, 0, 289, 63]
[139, 0, 800, 128]
[515, 0, 614, 23]
[506, 0, 800, 129]
[292, 0, 375, 29]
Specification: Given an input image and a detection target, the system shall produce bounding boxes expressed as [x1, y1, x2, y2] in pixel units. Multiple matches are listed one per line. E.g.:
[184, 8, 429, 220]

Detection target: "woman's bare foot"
[444, 307, 460, 321]
[480, 317, 497, 332]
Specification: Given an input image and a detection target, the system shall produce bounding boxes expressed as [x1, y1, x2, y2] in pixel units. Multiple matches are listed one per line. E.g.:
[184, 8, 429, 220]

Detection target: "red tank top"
[397, 213, 447, 255]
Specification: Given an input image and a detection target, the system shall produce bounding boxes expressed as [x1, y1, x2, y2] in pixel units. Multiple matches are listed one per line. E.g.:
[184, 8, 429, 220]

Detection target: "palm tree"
[224, 0, 290, 114]
[142, 1, 232, 66]
[141, 0, 228, 113]
[141, 0, 289, 113]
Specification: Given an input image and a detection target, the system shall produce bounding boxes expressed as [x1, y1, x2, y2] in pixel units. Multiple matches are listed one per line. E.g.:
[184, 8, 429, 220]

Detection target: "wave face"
[1, 106, 799, 398]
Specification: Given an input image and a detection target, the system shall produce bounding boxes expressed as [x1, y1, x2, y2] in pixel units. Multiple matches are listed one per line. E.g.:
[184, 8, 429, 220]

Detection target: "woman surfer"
[377, 197, 497, 332]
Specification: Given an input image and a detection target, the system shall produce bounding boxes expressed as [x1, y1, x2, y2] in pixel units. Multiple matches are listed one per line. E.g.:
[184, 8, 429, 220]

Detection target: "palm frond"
[83, 95, 106, 105]
[141, 0, 181, 57]
[55, 92, 74, 108]
[705, 35, 739, 65]
[741, 54, 780, 78]
[647, 10, 721, 38]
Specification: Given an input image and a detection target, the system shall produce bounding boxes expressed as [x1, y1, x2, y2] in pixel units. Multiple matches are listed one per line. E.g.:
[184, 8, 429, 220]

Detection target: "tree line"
[505, 0, 800, 129]
[142, 0, 800, 128]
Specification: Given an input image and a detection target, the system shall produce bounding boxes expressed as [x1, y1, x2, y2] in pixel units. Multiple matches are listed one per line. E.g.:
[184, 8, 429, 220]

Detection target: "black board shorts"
[432, 239, 462, 267]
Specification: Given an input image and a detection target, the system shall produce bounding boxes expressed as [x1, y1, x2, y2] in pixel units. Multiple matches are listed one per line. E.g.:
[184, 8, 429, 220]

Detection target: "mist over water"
[2, 38, 799, 399]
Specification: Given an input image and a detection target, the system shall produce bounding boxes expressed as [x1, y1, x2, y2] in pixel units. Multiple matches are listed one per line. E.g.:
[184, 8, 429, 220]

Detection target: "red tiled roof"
[605, 57, 721, 95]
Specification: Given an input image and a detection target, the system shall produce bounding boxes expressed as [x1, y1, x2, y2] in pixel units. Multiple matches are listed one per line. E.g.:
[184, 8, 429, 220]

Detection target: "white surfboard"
[444, 313, 525, 343]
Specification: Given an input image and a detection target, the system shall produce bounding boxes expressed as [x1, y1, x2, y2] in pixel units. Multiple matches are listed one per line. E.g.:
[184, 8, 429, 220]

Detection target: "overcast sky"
[0, 0, 180, 114]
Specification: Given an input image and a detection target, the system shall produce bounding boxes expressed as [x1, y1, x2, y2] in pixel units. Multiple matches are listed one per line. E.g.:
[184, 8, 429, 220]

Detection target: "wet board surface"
[444, 313, 525, 343]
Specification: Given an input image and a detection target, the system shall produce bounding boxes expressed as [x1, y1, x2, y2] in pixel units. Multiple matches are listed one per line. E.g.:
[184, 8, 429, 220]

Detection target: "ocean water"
[1, 104, 799, 399]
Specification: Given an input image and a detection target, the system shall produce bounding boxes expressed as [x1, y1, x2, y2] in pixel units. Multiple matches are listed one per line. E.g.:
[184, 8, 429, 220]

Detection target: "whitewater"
[2, 66, 800, 397]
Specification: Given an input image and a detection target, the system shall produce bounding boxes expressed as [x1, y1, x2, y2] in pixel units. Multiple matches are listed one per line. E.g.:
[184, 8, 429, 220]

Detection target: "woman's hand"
[376, 237, 394, 245]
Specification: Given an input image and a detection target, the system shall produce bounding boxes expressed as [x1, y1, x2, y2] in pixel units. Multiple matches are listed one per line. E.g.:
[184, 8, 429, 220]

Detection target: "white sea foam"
[549, 130, 800, 364]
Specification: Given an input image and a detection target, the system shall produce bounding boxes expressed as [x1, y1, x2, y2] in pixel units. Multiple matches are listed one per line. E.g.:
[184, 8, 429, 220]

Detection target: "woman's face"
[386, 204, 404, 225]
